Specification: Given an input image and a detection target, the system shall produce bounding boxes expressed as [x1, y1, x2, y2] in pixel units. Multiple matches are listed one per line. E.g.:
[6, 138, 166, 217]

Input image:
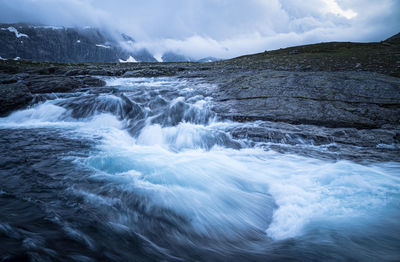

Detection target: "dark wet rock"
[35, 66, 59, 75]
[0, 83, 33, 116]
[394, 133, 400, 143]
[212, 71, 400, 128]
[24, 75, 105, 93]
[64, 69, 88, 76]
[228, 120, 399, 148]
[0, 64, 20, 74]
[0, 74, 18, 84]
[122, 68, 176, 77]
[226, 120, 400, 161]
[25, 76, 81, 93]
[80, 77, 107, 87]
[86, 69, 112, 76]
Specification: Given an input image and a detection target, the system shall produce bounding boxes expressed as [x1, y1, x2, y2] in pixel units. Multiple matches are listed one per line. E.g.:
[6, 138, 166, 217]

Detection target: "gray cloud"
[0, 0, 399, 59]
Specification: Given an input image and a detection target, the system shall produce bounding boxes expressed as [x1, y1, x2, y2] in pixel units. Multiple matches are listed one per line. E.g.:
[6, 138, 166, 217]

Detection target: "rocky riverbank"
[1, 34, 399, 131]
[0, 64, 106, 115]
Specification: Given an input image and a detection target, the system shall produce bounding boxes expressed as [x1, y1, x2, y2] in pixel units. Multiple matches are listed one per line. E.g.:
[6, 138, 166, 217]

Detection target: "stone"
[0, 83, 33, 116]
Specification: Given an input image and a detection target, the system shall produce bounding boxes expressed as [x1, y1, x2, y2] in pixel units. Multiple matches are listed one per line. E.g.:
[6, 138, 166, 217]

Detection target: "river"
[0, 77, 399, 261]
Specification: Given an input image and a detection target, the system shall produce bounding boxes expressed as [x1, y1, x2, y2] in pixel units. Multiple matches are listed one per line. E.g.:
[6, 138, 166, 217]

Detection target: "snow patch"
[14, 57, 21, 61]
[2, 27, 29, 38]
[154, 53, 163, 62]
[76, 40, 81, 43]
[0, 56, 7, 61]
[96, 44, 111, 49]
[119, 56, 138, 63]
[32, 25, 64, 30]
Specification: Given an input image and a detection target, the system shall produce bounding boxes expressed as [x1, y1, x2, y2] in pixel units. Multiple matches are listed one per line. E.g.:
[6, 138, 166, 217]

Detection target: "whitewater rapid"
[0, 77, 399, 261]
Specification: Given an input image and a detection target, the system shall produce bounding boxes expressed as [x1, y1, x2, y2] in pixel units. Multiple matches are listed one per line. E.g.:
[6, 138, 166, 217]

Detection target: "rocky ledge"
[0, 65, 105, 116]
[213, 70, 400, 128]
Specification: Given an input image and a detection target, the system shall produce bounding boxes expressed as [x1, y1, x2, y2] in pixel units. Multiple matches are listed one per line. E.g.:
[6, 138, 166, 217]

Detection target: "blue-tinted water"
[0, 77, 399, 261]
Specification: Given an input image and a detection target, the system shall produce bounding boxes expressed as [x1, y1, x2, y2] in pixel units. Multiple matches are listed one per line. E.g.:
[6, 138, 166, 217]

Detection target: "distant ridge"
[160, 51, 221, 63]
[384, 32, 400, 43]
[224, 32, 400, 78]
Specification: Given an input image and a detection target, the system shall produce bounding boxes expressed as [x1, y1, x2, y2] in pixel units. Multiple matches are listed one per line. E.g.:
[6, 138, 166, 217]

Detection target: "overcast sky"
[1, 0, 399, 59]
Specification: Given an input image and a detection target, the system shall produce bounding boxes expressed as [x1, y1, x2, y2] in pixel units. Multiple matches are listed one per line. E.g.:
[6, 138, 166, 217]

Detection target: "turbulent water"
[0, 77, 399, 262]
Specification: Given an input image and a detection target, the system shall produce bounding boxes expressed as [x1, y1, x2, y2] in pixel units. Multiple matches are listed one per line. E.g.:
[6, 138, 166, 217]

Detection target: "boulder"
[25, 75, 106, 93]
[0, 83, 33, 116]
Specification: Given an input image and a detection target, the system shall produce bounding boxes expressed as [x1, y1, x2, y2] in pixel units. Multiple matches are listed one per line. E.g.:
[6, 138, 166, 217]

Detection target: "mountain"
[161, 51, 221, 62]
[0, 23, 156, 63]
[161, 51, 193, 62]
[197, 56, 221, 63]
[384, 32, 400, 44]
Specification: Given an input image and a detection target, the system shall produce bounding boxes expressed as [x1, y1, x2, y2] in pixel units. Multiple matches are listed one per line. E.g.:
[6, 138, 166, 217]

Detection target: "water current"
[0, 77, 399, 261]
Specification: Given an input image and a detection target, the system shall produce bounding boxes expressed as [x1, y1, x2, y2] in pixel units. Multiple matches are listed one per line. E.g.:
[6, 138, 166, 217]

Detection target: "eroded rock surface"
[0, 67, 106, 116]
[0, 82, 32, 116]
[212, 71, 400, 128]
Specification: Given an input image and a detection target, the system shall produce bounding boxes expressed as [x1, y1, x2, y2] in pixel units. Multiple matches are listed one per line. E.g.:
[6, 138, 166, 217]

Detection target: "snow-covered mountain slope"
[0, 23, 156, 63]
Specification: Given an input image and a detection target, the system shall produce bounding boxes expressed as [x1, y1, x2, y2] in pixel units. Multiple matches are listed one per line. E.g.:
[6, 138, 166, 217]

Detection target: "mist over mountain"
[158, 51, 219, 62]
[0, 23, 222, 63]
[1, 0, 399, 59]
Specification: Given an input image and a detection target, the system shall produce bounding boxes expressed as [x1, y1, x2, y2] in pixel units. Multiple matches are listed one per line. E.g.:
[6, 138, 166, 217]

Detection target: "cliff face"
[0, 24, 156, 63]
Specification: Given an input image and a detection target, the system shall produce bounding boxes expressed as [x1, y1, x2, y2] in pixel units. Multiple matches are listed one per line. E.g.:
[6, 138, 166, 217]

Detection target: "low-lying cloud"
[1, 0, 399, 59]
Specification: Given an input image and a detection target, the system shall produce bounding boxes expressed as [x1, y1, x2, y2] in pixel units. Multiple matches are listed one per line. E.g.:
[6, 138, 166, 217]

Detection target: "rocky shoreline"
[1, 37, 399, 144]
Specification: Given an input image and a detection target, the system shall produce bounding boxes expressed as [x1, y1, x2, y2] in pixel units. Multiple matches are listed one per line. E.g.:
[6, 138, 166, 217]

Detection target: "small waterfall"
[0, 77, 399, 261]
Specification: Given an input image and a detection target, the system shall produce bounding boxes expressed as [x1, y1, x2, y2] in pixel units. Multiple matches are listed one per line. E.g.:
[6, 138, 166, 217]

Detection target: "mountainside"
[0, 23, 156, 63]
[161, 51, 193, 62]
[385, 32, 400, 42]
[161, 51, 221, 63]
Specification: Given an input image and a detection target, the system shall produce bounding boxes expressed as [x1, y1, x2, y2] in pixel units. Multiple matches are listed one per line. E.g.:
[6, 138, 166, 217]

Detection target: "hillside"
[222, 35, 400, 78]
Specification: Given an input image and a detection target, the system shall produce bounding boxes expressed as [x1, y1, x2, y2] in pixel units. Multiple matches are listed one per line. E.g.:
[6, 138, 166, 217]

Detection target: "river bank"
[1, 37, 400, 150]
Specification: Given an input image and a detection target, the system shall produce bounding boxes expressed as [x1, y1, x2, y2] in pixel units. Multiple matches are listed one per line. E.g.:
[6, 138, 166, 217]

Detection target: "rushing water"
[0, 77, 399, 261]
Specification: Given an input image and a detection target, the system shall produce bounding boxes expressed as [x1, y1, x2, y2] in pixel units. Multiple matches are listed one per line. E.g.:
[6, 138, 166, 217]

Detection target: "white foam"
[86, 122, 400, 241]
[1, 77, 399, 243]
[136, 122, 223, 151]
[0, 102, 67, 127]
[0, 101, 122, 132]
[105, 77, 186, 89]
